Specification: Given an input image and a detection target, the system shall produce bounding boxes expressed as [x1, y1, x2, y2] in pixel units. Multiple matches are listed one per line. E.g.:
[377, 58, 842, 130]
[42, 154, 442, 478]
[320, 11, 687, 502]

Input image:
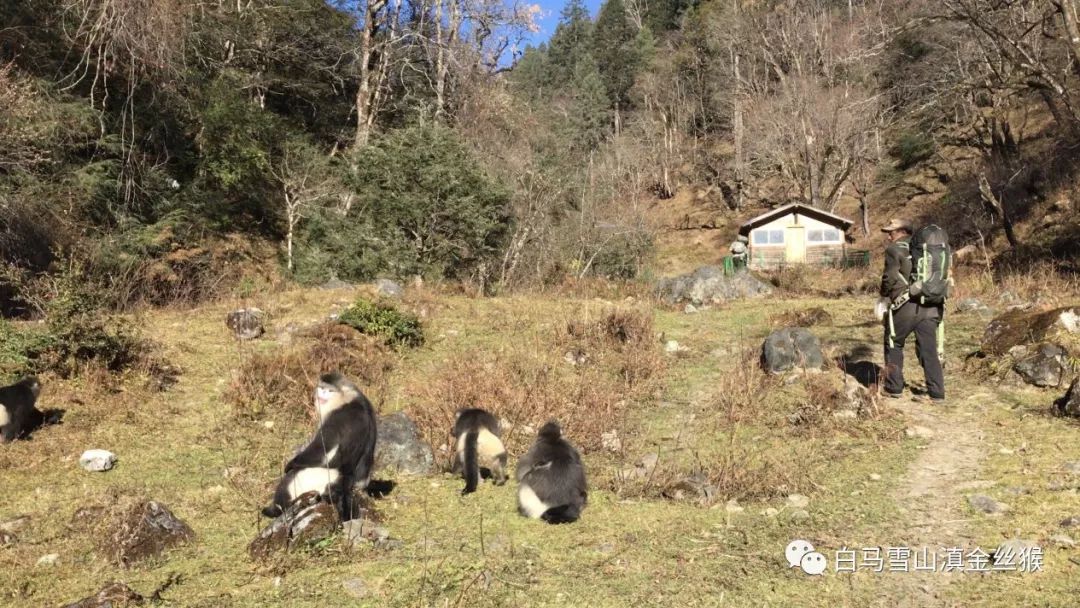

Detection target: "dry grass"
[224, 323, 396, 421]
[952, 261, 1080, 307]
[404, 307, 664, 468]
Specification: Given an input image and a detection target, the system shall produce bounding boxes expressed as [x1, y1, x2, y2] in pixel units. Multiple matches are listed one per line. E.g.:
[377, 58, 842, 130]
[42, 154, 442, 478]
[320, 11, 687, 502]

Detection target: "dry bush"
[612, 438, 818, 504]
[405, 349, 626, 467]
[764, 264, 878, 297]
[707, 348, 780, 424]
[769, 306, 833, 327]
[953, 262, 1080, 307]
[558, 306, 664, 387]
[225, 323, 395, 421]
[407, 308, 664, 468]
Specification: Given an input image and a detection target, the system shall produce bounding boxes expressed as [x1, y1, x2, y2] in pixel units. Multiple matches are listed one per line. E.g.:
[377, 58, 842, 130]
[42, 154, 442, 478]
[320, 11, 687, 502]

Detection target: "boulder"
[319, 278, 352, 290]
[955, 298, 992, 315]
[108, 501, 194, 567]
[374, 279, 403, 299]
[762, 328, 824, 373]
[967, 494, 1009, 515]
[79, 449, 117, 472]
[656, 266, 773, 305]
[1012, 343, 1069, 387]
[982, 306, 1080, 356]
[248, 492, 339, 559]
[374, 412, 434, 475]
[63, 583, 144, 608]
[225, 308, 265, 340]
[1055, 379, 1080, 418]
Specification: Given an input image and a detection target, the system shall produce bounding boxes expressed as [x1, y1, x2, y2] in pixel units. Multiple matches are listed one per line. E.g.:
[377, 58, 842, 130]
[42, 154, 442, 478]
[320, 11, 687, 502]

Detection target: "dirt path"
[877, 392, 991, 607]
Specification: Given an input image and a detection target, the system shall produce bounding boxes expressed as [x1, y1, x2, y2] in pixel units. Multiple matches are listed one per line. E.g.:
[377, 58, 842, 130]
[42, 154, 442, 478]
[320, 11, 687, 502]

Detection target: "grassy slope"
[0, 288, 1077, 607]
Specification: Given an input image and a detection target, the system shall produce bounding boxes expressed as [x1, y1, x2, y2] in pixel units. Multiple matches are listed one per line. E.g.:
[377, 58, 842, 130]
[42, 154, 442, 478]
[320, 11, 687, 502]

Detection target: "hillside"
[1, 283, 1078, 606]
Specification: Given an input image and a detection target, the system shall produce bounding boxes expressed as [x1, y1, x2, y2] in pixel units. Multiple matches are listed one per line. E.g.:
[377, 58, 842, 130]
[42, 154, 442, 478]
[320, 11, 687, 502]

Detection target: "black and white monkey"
[262, 372, 377, 520]
[515, 421, 587, 524]
[451, 408, 507, 495]
[0, 377, 44, 443]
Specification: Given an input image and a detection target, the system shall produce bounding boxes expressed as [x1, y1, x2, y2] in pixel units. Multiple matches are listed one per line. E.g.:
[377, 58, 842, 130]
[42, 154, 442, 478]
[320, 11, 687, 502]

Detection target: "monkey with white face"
[262, 372, 377, 520]
[451, 408, 507, 495]
[516, 421, 587, 524]
[0, 377, 44, 443]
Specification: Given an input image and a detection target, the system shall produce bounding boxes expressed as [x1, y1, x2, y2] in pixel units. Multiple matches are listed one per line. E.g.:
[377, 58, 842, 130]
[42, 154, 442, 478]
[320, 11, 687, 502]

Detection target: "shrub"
[225, 323, 395, 420]
[891, 130, 935, 169]
[294, 124, 512, 283]
[338, 298, 424, 348]
[0, 269, 152, 379]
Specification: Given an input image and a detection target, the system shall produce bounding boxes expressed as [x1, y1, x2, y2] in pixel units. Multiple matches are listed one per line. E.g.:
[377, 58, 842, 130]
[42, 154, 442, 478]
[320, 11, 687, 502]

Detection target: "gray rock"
[656, 266, 773, 305]
[790, 509, 810, 522]
[374, 412, 434, 475]
[638, 453, 659, 471]
[1054, 380, 1080, 418]
[342, 578, 370, 600]
[107, 501, 194, 567]
[683, 304, 698, 314]
[225, 308, 265, 340]
[968, 494, 1009, 515]
[664, 340, 684, 354]
[1049, 534, 1075, 548]
[374, 279, 403, 299]
[761, 328, 824, 373]
[79, 449, 117, 472]
[249, 492, 338, 559]
[319, 278, 352, 290]
[564, 349, 588, 366]
[601, 430, 621, 452]
[1065, 461, 1080, 475]
[786, 494, 810, 509]
[665, 473, 717, 503]
[905, 426, 934, 440]
[955, 298, 992, 314]
[343, 518, 390, 548]
[62, 582, 145, 608]
[1060, 516, 1080, 528]
[1012, 343, 1068, 387]
[36, 553, 59, 566]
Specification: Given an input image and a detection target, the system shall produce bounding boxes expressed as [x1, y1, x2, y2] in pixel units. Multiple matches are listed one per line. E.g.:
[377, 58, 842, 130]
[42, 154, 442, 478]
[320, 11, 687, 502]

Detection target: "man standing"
[879, 218, 945, 403]
[730, 235, 749, 270]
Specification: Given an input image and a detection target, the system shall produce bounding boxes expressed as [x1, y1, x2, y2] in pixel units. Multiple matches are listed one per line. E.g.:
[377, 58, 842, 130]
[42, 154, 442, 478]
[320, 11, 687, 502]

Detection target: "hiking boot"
[884, 391, 904, 399]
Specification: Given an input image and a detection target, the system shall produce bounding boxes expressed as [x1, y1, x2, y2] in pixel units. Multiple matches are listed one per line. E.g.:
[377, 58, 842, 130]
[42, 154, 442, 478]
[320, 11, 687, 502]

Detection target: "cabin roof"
[737, 203, 853, 236]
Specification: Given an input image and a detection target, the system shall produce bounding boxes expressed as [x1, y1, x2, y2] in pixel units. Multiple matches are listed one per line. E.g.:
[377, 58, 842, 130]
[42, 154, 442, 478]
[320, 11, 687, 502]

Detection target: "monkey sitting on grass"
[262, 372, 377, 521]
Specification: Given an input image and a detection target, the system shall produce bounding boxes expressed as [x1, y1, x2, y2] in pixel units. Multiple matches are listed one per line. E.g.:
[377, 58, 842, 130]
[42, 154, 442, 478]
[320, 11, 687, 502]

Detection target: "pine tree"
[565, 54, 611, 152]
[547, 0, 594, 91]
[591, 0, 640, 110]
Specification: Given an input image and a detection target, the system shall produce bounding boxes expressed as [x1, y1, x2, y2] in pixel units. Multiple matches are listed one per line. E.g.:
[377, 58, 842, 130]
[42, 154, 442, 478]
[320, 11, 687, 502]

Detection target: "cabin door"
[785, 225, 806, 264]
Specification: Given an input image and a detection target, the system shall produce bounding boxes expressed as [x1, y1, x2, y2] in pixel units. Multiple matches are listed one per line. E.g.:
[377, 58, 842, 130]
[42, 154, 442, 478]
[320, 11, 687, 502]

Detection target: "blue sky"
[528, 0, 604, 45]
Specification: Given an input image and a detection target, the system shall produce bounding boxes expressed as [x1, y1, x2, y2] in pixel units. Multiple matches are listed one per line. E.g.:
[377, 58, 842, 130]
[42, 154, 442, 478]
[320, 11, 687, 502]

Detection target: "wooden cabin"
[737, 204, 854, 270]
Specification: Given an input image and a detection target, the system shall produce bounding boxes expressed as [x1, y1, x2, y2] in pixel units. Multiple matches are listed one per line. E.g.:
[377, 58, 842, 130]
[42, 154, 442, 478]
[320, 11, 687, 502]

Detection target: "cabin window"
[753, 229, 784, 245]
[808, 228, 841, 243]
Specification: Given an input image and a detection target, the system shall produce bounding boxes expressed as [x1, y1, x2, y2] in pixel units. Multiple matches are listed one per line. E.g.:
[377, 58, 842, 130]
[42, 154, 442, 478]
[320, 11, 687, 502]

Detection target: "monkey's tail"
[462, 430, 480, 494]
[540, 504, 580, 524]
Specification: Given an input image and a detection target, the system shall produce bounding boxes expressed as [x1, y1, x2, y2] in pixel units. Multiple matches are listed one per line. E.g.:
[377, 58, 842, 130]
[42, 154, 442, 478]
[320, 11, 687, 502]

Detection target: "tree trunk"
[1057, 0, 1080, 68]
[354, 0, 387, 149]
[859, 195, 870, 236]
[732, 42, 744, 211]
[977, 173, 1019, 250]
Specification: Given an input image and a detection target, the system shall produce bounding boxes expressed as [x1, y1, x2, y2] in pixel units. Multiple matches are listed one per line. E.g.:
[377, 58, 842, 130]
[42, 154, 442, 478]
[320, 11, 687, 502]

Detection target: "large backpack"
[908, 224, 951, 306]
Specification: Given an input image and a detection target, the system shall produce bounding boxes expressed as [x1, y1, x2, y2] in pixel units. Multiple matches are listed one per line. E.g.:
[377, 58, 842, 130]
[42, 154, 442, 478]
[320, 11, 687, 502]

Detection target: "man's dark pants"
[883, 301, 945, 399]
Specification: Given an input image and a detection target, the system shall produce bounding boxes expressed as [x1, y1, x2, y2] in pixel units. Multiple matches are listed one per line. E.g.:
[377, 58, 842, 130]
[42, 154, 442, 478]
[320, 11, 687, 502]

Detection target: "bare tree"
[269, 142, 345, 271]
[742, 0, 888, 209]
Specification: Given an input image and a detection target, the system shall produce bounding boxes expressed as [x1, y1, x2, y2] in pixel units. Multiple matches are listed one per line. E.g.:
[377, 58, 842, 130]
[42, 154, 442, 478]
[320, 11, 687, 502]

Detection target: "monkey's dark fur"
[262, 372, 377, 521]
[515, 421, 587, 524]
[0, 377, 45, 443]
